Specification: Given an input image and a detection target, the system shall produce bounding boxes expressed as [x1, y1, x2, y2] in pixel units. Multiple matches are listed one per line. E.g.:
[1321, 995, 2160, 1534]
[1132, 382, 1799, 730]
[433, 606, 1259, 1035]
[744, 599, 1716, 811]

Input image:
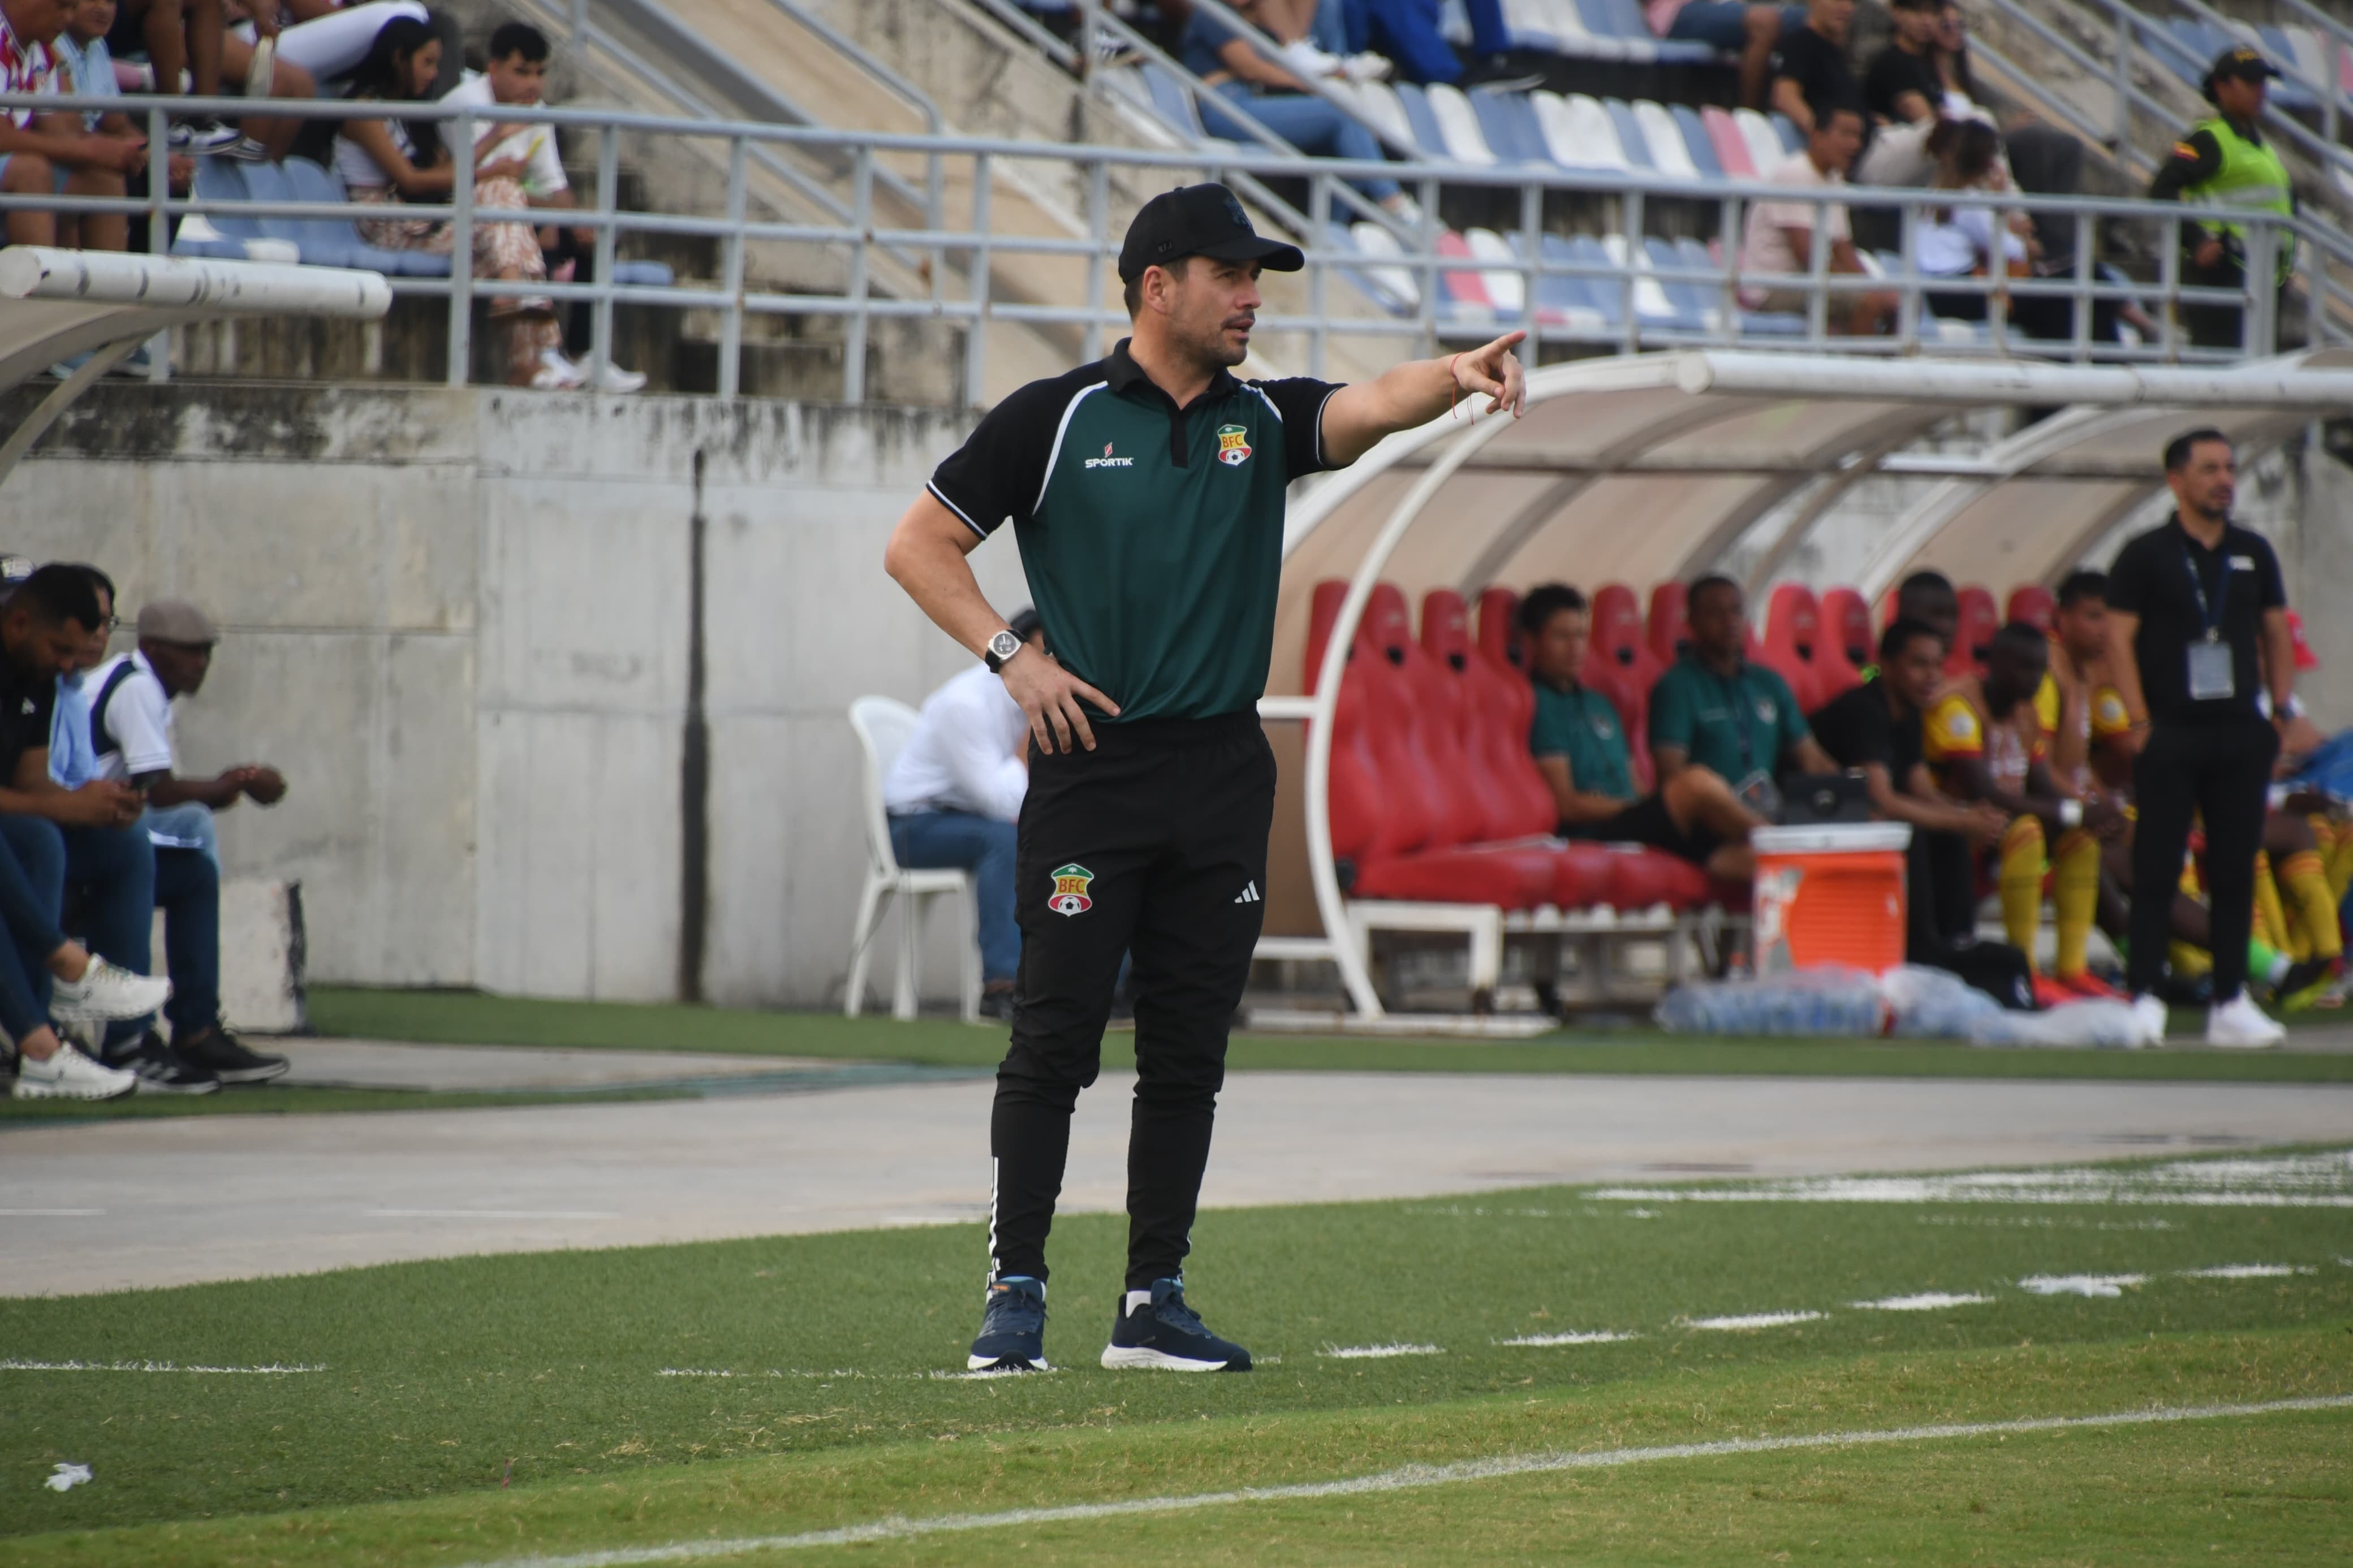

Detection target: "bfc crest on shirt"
[1216, 424, 1253, 467]
[1084, 441, 1133, 470]
[1048, 863, 1096, 916]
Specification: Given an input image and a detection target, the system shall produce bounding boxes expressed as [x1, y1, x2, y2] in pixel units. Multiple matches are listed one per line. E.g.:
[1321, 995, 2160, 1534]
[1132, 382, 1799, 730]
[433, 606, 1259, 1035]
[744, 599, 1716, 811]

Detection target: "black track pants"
[2127, 720, 2278, 1001]
[986, 710, 1274, 1293]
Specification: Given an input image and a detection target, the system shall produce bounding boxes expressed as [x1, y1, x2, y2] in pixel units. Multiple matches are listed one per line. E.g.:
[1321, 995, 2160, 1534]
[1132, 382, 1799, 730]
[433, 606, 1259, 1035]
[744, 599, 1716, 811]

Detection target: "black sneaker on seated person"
[110, 1031, 219, 1095]
[173, 1025, 290, 1085]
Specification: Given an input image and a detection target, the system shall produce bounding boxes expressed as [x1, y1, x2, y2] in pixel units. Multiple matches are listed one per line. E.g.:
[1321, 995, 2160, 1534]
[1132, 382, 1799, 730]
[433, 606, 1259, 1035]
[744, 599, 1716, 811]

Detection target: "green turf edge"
[0, 1083, 690, 1125]
[306, 987, 2353, 1082]
[9, 1325, 2346, 1568]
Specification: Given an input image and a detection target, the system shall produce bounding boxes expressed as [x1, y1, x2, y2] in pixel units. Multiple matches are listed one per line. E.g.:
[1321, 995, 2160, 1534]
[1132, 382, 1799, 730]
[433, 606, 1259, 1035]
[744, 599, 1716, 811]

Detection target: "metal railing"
[1, 91, 2343, 404]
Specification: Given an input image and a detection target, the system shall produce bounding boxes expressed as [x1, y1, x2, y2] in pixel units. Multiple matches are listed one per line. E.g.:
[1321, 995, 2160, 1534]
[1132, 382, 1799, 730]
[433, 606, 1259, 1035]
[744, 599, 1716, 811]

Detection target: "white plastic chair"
[845, 696, 984, 1023]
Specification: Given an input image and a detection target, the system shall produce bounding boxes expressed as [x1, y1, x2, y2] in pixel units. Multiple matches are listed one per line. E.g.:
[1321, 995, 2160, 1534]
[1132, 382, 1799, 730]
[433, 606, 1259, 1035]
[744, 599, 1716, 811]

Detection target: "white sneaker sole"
[1100, 1345, 1238, 1371]
[12, 1072, 135, 1101]
[51, 982, 173, 1023]
[2205, 1032, 2285, 1049]
[964, 1354, 1048, 1372]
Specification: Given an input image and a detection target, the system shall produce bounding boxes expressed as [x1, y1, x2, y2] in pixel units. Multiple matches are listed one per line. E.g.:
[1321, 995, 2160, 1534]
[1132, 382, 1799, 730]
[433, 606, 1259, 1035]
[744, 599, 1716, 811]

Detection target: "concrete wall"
[6, 383, 1026, 1008]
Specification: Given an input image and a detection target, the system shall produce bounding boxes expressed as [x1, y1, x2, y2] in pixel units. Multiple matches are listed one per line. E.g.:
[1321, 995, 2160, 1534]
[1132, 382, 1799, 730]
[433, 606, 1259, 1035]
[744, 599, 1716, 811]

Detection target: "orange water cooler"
[1749, 824, 1912, 975]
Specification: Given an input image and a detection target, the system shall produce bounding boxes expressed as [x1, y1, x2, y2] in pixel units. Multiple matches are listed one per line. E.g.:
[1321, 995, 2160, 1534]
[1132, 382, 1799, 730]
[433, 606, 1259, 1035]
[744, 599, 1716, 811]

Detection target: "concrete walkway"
[6, 1064, 2350, 1298]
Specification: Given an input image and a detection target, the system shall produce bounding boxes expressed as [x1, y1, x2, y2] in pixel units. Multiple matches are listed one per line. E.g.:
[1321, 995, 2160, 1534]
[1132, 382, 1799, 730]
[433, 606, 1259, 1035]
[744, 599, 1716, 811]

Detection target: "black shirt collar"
[1104, 337, 1240, 409]
[2167, 510, 2234, 552]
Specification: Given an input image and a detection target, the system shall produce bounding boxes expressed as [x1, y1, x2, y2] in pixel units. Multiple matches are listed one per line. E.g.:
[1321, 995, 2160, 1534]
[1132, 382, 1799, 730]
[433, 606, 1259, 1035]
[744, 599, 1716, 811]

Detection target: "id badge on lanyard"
[2182, 541, 2235, 702]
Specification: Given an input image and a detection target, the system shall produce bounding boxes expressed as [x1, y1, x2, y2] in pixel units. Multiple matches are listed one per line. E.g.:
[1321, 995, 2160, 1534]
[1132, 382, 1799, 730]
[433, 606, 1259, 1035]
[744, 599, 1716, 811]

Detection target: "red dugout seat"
[1760, 584, 1827, 712]
[1647, 581, 1688, 668]
[1580, 584, 1660, 791]
[1950, 584, 2000, 675]
[1819, 586, 1874, 672]
[2006, 583, 2055, 632]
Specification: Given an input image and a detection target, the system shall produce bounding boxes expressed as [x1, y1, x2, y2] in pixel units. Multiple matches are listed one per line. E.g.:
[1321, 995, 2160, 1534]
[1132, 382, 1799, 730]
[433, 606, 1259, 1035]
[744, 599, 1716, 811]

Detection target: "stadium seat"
[1641, 235, 1719, 331]
[1819, 586, 1874, 672]
[1347, 222, 1421, 314]
[1701, 105, 1756, 179]
[1670, 103, 1725, 180]
[170, 158, 258, 260]
[1390, 82, 1453, 161]
[1596, 0, 1713, 63]
[1341, 79, 1419, 152]
[1469, 87, 1546, 166]
[1422, 589, 1557, 843]
[1425, 83, 1500, 165]
[1137, 63, 1210, 143]
[1760, 583, 1827, 712]
[279, 157, 446, 275]
[1509, 231, 1609, 332]
[1950, 584, 2001, 675]
[1583, 582, 1660, 790]
[1604, 98, 1656, 170]
[1435, 230, 1500, 322]
[1733, 107, 1786, 178]
[1533, 91, 1630, 170]
[1648, 580, 1690, 666]
[2006, 583, 2055, 632]
[1770, 111, 1803, 154]
[1597, 234, 1687, 329]
[1634, 100, 1700, 181]
[1464, 228, 1526, 321]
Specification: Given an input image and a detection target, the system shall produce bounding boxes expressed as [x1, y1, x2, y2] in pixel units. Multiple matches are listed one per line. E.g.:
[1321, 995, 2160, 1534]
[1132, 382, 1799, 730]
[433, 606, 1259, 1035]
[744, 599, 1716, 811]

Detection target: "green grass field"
[5, 1146, 2348, 1565]
[308, 987, 2353, 1083]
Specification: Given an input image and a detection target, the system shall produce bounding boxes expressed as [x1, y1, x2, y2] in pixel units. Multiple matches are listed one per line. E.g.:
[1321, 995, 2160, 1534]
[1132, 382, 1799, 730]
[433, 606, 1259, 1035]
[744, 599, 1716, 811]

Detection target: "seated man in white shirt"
[882, 608, 1044, 1021]
[1735, 102, 1896, 334]
[438, 20, 645, 393]
[85, 598, 290, 1086]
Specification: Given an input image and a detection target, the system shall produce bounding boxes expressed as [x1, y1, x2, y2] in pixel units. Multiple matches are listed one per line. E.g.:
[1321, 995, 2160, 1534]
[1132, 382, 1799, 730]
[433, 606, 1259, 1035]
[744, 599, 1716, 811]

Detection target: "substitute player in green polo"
[2149, 46, 2295, 351]
[885, 184, 1526, 1373]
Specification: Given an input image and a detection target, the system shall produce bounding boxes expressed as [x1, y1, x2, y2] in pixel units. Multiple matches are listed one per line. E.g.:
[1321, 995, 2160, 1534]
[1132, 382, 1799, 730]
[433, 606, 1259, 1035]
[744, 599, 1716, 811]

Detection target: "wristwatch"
[983, 628, 1022, 673]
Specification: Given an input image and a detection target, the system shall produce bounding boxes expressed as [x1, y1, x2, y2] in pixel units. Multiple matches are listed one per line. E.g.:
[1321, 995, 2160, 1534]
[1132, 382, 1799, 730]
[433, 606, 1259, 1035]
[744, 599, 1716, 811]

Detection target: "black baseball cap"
[2203, 46, 2280, 100]
[1117, 183, 1304, 282]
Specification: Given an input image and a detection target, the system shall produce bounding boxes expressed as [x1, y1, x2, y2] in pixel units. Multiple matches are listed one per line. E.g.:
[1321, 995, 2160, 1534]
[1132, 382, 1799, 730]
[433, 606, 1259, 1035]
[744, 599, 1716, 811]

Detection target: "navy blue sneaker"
[966, 1275, 1049, 1371]
[1101, 1278, 1252, 1371]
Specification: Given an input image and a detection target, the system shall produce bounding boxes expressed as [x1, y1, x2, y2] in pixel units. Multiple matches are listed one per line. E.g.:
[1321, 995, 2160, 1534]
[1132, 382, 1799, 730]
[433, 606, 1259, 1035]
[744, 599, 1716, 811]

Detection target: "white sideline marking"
[1850, 1293, 1996, 1311]
[1495, 1331, 1638, 1347]
[367, 1208, 622, 1220]
[456, 1394, 2353, 1568]
[0, 1208, 105, 1217]
[0, 1359, 324, 1375]
[1684, 1312, 1825, 1331]
[2176, 1264, 2312, 1280]
[1591, 1150, 2353, 1209]
[2020, 1273, 2146, 1298]
[1320, 1344, 1443, 1359]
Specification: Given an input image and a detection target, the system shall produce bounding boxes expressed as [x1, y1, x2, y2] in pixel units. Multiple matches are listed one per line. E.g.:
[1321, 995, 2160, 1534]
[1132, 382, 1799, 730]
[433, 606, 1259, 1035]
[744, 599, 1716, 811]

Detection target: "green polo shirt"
[1529, 676, 1635, 803]
[1647, 653, 1809, 782]
[928, 339, 1346, 722]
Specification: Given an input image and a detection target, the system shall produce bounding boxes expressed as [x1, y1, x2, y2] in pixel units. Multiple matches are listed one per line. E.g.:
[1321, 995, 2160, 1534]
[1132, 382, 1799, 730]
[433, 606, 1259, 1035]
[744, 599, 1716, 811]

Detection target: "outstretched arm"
[1319, 331, 1526, 467]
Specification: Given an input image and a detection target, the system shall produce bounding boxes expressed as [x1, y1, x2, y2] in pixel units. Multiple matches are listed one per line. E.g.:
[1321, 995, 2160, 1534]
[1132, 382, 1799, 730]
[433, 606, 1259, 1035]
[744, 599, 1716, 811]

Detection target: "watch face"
[990, 630, 1020, 661]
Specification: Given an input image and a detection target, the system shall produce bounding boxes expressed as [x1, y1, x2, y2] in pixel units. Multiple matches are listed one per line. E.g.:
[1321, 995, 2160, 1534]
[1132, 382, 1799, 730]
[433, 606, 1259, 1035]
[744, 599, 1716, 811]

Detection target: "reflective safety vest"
[2183, 116, 2293, 280]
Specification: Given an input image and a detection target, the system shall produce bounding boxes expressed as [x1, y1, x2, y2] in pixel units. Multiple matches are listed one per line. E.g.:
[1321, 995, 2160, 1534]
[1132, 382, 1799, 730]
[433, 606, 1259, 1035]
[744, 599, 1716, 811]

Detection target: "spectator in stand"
[881, 608, 1049, 1021]
[1182, 0, 1412, 217]
[1770, 0, 1858, 137]
[1921, 621, 2123, 1003]
[1856, 0, 1942, 185]
[1912, 118, 2031, 323]
[1736, 101, 1895, 334]
[2148, 47, 2293, 352]
[0, 567, 173, 1101]
[335, 17, 579, 388]
[441, 21, 645, 393]
[1520, 584, 1769, 881]
[1241, 1, 1393, 84]
[1274, 0, 1525, 90]
[1647, 575, 1839, 850]
[86, 597, 290, 1086]
[1809, 615, 2005, 960]
[0, 0, 148, 248]
[1650, 1, 1804, 113]
[109, 0, 252, 151]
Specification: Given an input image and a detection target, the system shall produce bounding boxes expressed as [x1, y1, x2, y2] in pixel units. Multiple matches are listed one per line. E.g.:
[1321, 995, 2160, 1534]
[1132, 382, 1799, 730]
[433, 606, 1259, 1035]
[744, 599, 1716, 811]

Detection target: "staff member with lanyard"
[2105, 429, 2312, 1048]
[885, 184, 1526, 1374]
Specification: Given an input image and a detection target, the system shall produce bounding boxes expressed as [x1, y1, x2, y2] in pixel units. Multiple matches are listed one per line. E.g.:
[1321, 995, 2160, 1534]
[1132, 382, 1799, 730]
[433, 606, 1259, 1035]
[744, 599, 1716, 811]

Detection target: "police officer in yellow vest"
[2148, 47, 2294, 351]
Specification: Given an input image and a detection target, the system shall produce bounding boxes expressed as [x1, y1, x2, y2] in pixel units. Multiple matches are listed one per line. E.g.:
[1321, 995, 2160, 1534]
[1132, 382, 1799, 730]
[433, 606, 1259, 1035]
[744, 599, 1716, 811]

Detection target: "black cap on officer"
[1117, 183, 1304, 282]
[2201, 46, 2279, 103]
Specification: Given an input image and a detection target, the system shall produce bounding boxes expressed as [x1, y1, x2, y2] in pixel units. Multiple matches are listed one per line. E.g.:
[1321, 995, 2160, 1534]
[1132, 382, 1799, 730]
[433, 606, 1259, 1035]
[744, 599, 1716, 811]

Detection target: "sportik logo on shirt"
[1084, 441, 1134, 470]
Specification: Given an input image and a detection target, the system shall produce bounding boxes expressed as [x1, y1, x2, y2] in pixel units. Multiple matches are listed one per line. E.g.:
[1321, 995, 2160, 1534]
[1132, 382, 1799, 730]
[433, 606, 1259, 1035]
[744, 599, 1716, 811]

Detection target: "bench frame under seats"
[1337, 897, 1744, 1016]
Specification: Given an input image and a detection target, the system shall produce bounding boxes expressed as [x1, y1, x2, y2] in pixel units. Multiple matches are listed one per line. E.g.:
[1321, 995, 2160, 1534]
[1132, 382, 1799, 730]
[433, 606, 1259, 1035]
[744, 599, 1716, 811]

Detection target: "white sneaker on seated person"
[50, 958, 171, 1024]
[13, 1042, 136, 1100]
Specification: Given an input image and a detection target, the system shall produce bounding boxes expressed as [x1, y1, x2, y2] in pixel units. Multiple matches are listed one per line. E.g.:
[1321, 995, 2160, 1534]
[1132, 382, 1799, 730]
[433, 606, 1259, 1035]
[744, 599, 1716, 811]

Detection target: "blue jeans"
[1203, 83, 1402, 201]
[0, 815, 67, 1042]
[889, 810, 1020, 984]
[62, 822, 157, 1049]
[1339, 0, 1510, 82]
[144, 800, 221, 869]
[1665, 2, 1806, 49]
[154, 847, 221, 1038]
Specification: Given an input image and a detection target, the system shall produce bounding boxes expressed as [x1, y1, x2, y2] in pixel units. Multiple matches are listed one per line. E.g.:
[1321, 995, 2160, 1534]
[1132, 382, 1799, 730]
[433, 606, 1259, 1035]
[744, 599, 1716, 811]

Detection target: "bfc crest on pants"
[1048, 863, 1096, 916]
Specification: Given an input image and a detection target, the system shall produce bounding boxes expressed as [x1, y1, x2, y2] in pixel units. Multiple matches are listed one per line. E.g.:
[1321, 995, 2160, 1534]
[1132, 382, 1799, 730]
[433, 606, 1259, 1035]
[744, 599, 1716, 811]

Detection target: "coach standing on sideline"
[885, 184, 1525, 1374]
[2105, 429, 2313, 1048]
